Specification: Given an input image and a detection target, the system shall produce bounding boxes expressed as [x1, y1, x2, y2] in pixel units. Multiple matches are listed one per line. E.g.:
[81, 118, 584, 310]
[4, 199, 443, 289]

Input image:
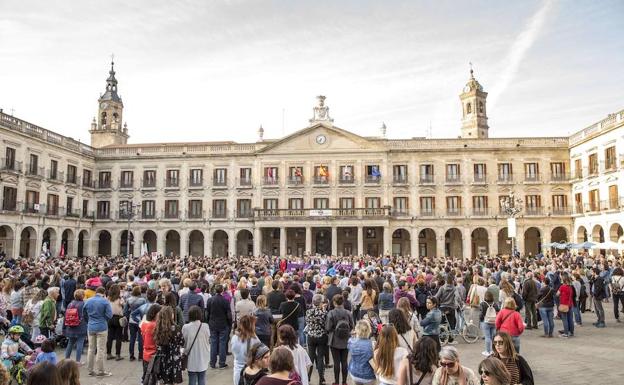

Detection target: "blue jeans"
[561, 310, 574, 336]
[65, 335, 86, 362]
[189, 371, 206, 385]
[572, 305, 582, 325]
[129, 323, 143, 359]
[511, 336, 521, 354]
[539, 307, 554, 336]
[210, 328, 228, 367]
[297, 316, 306, 346]
[480, 322, 496, 354]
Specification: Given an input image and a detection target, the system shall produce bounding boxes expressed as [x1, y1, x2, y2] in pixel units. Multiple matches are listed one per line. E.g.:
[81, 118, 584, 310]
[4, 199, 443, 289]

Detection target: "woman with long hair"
[277, 325, 312, 385]
[494, 298, 524, 353]
[106, 284, 125, 361]
[326, 294, 353, 385]
[420, 297, 442, 352]
[140, 304, 162, 382]
[374, 324, 409, 385]
[389, 308, 417, 352]
[557, 273, 574, 338]
[477, 357, 511, 385]
[26, 361, 63, 385]
[254, 295, 273, 348]
[57, 358, 81, 385]
[397, 337, 439, 385]
[490, 332, 534, 385]
[125, 284, 146, 361]
[397, 297, 420, 335]
[154, 306, 184, 385]
[431, 346, 479, 385]
[182, 306, 211, 385]
[305, 294, 328, 385]
[347, 320, 376, 385]
[25, 289, 48, 342]
[239, 343, 270, 385]
[232, 315, 261, 385]
[255, 346, 302, 385]
[479, 290, 500, 357]
[359, 279, 376, 320]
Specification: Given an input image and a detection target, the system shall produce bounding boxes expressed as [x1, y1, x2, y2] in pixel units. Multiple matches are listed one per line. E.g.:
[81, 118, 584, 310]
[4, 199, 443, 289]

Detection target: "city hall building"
[0, 63, 622, 260]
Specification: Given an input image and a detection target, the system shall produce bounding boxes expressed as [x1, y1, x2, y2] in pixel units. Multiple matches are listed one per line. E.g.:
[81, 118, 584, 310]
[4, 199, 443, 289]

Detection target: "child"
[57, 359, 80, 385]
[1, 325, 33, 369]
[35, 339, 57, 365]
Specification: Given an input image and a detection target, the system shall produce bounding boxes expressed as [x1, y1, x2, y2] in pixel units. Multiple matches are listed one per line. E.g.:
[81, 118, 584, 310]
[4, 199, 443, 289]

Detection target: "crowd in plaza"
[0, 247, 621, 385]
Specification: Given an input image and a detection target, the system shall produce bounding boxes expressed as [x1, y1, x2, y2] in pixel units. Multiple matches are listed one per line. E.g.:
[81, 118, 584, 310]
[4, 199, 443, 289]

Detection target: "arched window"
[479, 101, 484, 113]
[100, 112, 107, 125]
[466, 103, 472, 114]
[113, 113, 119, 122]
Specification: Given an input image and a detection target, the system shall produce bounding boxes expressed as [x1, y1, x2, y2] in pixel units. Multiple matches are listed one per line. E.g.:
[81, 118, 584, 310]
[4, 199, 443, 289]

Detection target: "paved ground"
[80, 307, 624, 385]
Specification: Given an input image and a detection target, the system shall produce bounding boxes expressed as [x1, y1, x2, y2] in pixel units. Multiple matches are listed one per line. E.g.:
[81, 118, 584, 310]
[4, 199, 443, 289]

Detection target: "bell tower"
[89, 59, 129, 147]
[459, 66, 489, 139]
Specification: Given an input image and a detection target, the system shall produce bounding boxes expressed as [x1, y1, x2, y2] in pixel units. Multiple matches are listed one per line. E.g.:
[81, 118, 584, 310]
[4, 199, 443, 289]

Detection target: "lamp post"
[500, 192, 523, 256]
[123, 202, 140, 258]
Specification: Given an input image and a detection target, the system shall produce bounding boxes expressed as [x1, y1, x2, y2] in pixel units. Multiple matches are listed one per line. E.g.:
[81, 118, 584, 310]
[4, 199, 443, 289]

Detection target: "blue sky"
[0, 0, 622, 144]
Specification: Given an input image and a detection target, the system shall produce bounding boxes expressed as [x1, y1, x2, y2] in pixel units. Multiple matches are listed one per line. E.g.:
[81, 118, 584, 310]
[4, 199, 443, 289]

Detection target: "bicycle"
[439, 307, 480, 345]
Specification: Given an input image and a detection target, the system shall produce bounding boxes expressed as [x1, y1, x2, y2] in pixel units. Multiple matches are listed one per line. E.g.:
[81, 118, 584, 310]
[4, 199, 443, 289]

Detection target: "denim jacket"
[420, 308, 442, 335]
[347, 337, 375, 380]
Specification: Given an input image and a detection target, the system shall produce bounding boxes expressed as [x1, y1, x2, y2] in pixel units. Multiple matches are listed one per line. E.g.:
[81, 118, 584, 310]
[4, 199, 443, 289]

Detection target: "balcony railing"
[419, 175, 434, 184]
[263, 177, 279, 186]
[287, 176, 304, 186]
[235, 209, 254, 218]
[141, 179, 157, 188]
[65, 209, 81, 218]
[238, 177, 252, 187]
[419, 208, 436, 217]
[48, 170, 64, 182]
[391, 209, 410, 216]
[189, 178, 203, 188]
[313, 176, 329, 185]
[471, 208, 491, 216]
[254, 207, 391, 219]
[339, 176, 354, 184]
[95, 180, 112, 189]
[393, 175, 408, 184]
[445, 175, 461, 184]
[165, 178, 179, 188]
[1, 201, 18, 212]
[588, 167, 599, 177]
[0, 159, 22, 173]
[604, 162, 617, 172]
[550, 172, 570, 182]
[46, 206, 62, 216]
[473, 174, 487, 184]
[524, 173, 540, 182]
[210, 209, 228, 219]
[119, 179, 134, 189]
[66, 175, 79, 185]
[551, 207, 571, 216]
[573, 204, 584, 215]
[497, 174, 514, 183]
[525, 206, 544, 216]
[141, 212, 156, 220]
[96, 211, 111, 220]
[212, 178, 227, 187]
[163, 209, 180, 219]
[365, 175, 381, 184]
[186, 209, 205, 220]
[23, 202, 45, 214]
[25, 165, 45, 178]
[82, 179, 95, 189]
[446, 208, 463, 216]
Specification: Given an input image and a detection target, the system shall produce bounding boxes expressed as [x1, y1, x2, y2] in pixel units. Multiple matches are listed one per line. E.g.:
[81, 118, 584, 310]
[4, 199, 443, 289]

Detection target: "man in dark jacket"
[179, 282, 204, 323]
[205, 284, 232, 369]
[435, 275, 458, 343]
[61, 271, 77, 309]
[267, 281, 286, 314]
[522, 272, 539, 329]
[325, 277, 342, 309]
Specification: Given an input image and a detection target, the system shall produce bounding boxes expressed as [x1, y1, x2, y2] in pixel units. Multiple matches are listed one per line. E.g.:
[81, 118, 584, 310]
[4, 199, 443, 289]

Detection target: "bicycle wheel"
[461, 323, 480, 343]
[439, 324, 450, 346]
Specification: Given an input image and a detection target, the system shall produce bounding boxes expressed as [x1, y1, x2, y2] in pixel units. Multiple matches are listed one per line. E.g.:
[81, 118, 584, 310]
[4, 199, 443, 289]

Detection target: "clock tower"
[459, 67, 489, 139]
[89, 60, 129, 148]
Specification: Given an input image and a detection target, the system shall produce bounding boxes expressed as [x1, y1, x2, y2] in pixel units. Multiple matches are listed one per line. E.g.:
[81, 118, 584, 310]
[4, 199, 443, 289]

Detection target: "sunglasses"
[440, 361, 456, 367]
[493, 340, 504, 346]
[479, 370, 490, 376]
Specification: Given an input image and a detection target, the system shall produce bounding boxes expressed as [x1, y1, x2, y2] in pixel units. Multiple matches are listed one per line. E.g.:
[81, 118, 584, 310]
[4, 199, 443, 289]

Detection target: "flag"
[371, 166, 381, 177]
[267, 167, 274, 181]
[294, 167, 303, 177]
[59, 243, 65, 257]
[319, 165, 328, 177]
[343, 166, 352, 178]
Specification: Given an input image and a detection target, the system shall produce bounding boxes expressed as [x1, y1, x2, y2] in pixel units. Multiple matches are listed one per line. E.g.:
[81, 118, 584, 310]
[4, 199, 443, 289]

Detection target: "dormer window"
[466, 103, 472, 114]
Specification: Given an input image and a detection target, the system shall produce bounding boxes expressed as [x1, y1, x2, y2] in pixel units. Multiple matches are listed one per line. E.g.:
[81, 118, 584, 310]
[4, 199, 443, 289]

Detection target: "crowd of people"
[0, 248, 621, 385]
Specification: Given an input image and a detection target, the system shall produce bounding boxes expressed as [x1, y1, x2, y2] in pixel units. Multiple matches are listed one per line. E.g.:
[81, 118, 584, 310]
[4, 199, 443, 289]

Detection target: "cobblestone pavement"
[80, 307, 623, 385]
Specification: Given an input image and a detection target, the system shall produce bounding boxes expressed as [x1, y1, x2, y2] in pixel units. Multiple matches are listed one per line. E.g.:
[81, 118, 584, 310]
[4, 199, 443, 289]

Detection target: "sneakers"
[481, 351, 491, 357]
[129, 356, 136, 362]
[559, 333, 569, 338]
[96, 372, 113, 377]
[218, 364, 229, 370]
[115, 356, 125, 361]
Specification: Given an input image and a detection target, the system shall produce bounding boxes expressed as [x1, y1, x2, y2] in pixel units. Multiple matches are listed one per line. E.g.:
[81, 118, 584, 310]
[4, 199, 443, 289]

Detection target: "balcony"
[263, 177, 279, 186]
[573, 204, 584, 215]
[66, 175, 80, 186]
[419, 175, 434, 184]
[23, 203, 44, 214]
[473, 174, 487, 184]
[419, 208, 436, 217]
[162, 210, 180, 220]
[238, 177, 253, 188]
[339, 176, 355, 184]
[25, 165, 45, 178]
[588, 167, 599, 177]
[188, 178, 203, 189]
[391, 209, 410, 216]
[1, 201, 18, 212]
[210, 209, 228, 219]
[497, 174, 514, 183]
[96, 211, 111, 220]
[48, 170, 64, 183]
[551, 207, 571, 216]
[254, 207, 390, 220]
[313, 176, 329, 185]
[0, 159, 22, 173]
[445, 175, 461, 184]
[365, 175, 381, 184]
[235, 209, 254, 219]
[46, 206, 62, 216]
[523, 173, 540, 183]
[572, 171, 583, 180]
[604, 199, 621, 211]
[604, 162, 617, 173]
[471, 208, 491, 217]
[140, 212, 156, 220]
[65, 209, 81, 218]
[82, 211, 95, 220]
[446, 208, 463, 217]
[141, 179, 157, 189]
[82, 179, 95, 189]
[524, 206, 544, 216]
[392, 175, 408, 185]
[118, 179, 134, 190]
[95, 180, 112, 190]
[550, 172, 570, 183]
[212, 178, 227, 188]
[164, 178, 179, 189]
[186, 209, 205, 221]
[287, 176, 304, 186]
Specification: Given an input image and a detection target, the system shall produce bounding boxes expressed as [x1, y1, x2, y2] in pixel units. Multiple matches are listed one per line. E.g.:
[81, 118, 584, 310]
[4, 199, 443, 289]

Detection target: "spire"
[257, 125, 264, 141]
[100, 56, 122, 103]
[380, 122, 387, 138]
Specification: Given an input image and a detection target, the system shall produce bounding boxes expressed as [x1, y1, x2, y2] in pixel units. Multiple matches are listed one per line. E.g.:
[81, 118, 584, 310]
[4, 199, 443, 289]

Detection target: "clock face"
[316, 135, 327, 145]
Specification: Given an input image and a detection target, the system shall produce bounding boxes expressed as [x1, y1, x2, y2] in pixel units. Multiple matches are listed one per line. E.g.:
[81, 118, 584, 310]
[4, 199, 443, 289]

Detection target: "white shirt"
[377, 346, 409, 385]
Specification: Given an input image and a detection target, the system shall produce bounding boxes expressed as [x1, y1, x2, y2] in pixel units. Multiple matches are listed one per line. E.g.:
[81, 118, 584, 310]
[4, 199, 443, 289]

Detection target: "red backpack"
[65, 303, 81, 327]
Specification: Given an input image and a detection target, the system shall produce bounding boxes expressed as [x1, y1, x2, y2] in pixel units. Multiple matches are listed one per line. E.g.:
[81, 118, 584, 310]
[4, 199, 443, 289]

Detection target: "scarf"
[439, 365, 468, 385]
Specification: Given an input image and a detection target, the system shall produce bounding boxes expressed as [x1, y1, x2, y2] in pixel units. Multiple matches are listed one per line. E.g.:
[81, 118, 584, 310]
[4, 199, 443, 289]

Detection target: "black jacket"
[325, 285, 342, 309]
[536, 286, 554, 308]
[267, 290, 286, 314]
[205, 294, 232, 330]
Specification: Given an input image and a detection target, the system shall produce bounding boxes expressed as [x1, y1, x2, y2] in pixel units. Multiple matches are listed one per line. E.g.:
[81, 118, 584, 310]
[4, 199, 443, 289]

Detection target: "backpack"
[512, 292, 524, 311]
[484, 302, 497, 324]
[612, 277, 624, 295]
[416, 288, 429, 308]
[579, 283, 587, 299]
[594, 276, 606, 299]
[64, 303, 80, 327]
[334, 318, 351, 340]
[22, 303, 34, 325]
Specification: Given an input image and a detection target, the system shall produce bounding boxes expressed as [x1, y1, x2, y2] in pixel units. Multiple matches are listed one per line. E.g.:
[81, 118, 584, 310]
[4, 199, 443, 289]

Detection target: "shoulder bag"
[408, 364, 428, 385]
[181, 323, 202, 371]
[277, 303, 299, 327]
[536, 287, 552, 309]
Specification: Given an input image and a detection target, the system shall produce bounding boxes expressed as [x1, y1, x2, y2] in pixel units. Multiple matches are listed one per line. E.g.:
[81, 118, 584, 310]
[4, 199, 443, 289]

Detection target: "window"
[524, 163, 538, 181]
[339, 165, 354, 183]
[472, 196, 488, 215]
[239, 168, 252, 185]
[479, 101, 484, 113]
[165, 200, 179, 218]
[190, 169, 203, 186]
[605, 146, 616, 170]
[525, 195, 541, 214]
[212, 199, 227, 218]
[574, 193, 582, 213]
[118, 200, 130, 218]
[50, 160, 58, 180]
[4, 147, 15, 170]
[420, 197, 435, 216]
[120, 170, 133, 188]
[609, 185, 619, 209]
[314, 165, 329, 183]
[365, 197, 381, 208]
[588, 153, 598, 175]
[552, 195, 568, 214]
[339, 198, 354, 209]
[574, 158, 582, 178]
[98, 171, 111, 188]
[82, 199, 89, 217]
[264, 199, 278, 210]
[473, 163, 486, 182]
[393, 197, 408, 214]
[213, 168, 227, 186]
[498, 163, 512, 182]
[420, 164, 434, 183]
[366, 165, 381, 182]
[289, 166, 304, 184]
[25, 190, 39, 212]
[314, 198, 329, 209]
[588, 189, 599, 211]
[83, 169, 92, 187]
[142, 200, 155, 218]
[143, 170, 156, 187]
[466, 102, 472, 114]
[96, 201, 110, 219]
[446, 164, 460, 182]
[550, 162, 566, 180]
[393, 165, 407, 183]
[28, 154, 39, 175]
[264, 166, 278, 184]
[289, 198, 304, 209]
[2, 187, 17, 211]
[188, 200, 203, 218]
[237, 199, 252, 217]
[67, 165, 77, 184]
[166, 169, 179, 187]
[446, 196, 461, 215]
[66, 196, 74, 214]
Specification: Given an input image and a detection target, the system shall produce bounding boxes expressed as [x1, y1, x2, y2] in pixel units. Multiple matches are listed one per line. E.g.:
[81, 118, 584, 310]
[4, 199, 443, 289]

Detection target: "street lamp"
[122, 202, 140, 258]
[500, 192, 523, 256]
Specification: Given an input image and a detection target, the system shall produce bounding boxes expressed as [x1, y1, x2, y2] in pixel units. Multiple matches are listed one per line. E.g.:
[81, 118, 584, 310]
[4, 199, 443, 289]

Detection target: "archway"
[0, 226, 14, 259]
[471, 227, 489, 258]
[609, 223, 623, 242]
[445, 228, 462, 257]
[42, 228, 57, 256]
[19, 227, 37, 258]
[391, 229, 411, 256]
[591, 225, 604, 243]
[165, 230, 180, 257]
[97, 230, 112, 256]
[142, 230, 157, 256]
[189, 230, 204, 256]
[551, 227, 567, 243]
[236, 230, 253, 257]
[418, 228, 436, 257]
[497, 227, 511, 256]
[212, 230, 228, 257]
[119, 230, 135, 257]
[576, 226, 588, 243]
[77, 230, 89, 257]
[61, 229, 74, 257]
[524, 227, 541, 256]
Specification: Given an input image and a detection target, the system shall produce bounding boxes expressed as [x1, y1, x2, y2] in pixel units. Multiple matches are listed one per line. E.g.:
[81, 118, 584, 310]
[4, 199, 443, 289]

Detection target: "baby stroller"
[53, 317, 68, 349]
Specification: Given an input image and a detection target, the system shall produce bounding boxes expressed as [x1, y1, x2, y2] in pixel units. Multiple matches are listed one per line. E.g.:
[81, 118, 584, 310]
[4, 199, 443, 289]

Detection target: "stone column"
[410, 228, 419, 258]
[463, 229, 472, 260]
[180, 230, 189, 257]
[12, 225, 20, 260]
[228, 229, 237, 257]
[305, 226, 312, 255]
[515, 227, 525, 256]
[436, 235, 445, 259]
[204, 230, 212, 257]
[111, 232, 120, 257]
[280, 227, 287, 256]
[158, 231, 167, 257]
[488, 227, 498, 257]
[383, 227, 392, 256]
[331, 226, 338, 256]
[357, 226, 364, 256]
[253, 227, 261, 256]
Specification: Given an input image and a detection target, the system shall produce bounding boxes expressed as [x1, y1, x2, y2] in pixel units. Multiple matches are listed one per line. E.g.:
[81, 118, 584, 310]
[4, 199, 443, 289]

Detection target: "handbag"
[558, 304, 569, 313]
[182, 323, 202, 371]
[118, 316, 128, 328]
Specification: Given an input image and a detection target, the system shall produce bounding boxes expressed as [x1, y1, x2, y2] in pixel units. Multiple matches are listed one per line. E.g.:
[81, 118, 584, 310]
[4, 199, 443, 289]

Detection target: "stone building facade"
[0, 63, 620, 260]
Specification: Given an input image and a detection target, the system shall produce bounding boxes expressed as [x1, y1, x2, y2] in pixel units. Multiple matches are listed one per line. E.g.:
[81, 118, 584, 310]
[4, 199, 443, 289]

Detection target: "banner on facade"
[507, 217, 516, 238]
[310, 209, 332, 217]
